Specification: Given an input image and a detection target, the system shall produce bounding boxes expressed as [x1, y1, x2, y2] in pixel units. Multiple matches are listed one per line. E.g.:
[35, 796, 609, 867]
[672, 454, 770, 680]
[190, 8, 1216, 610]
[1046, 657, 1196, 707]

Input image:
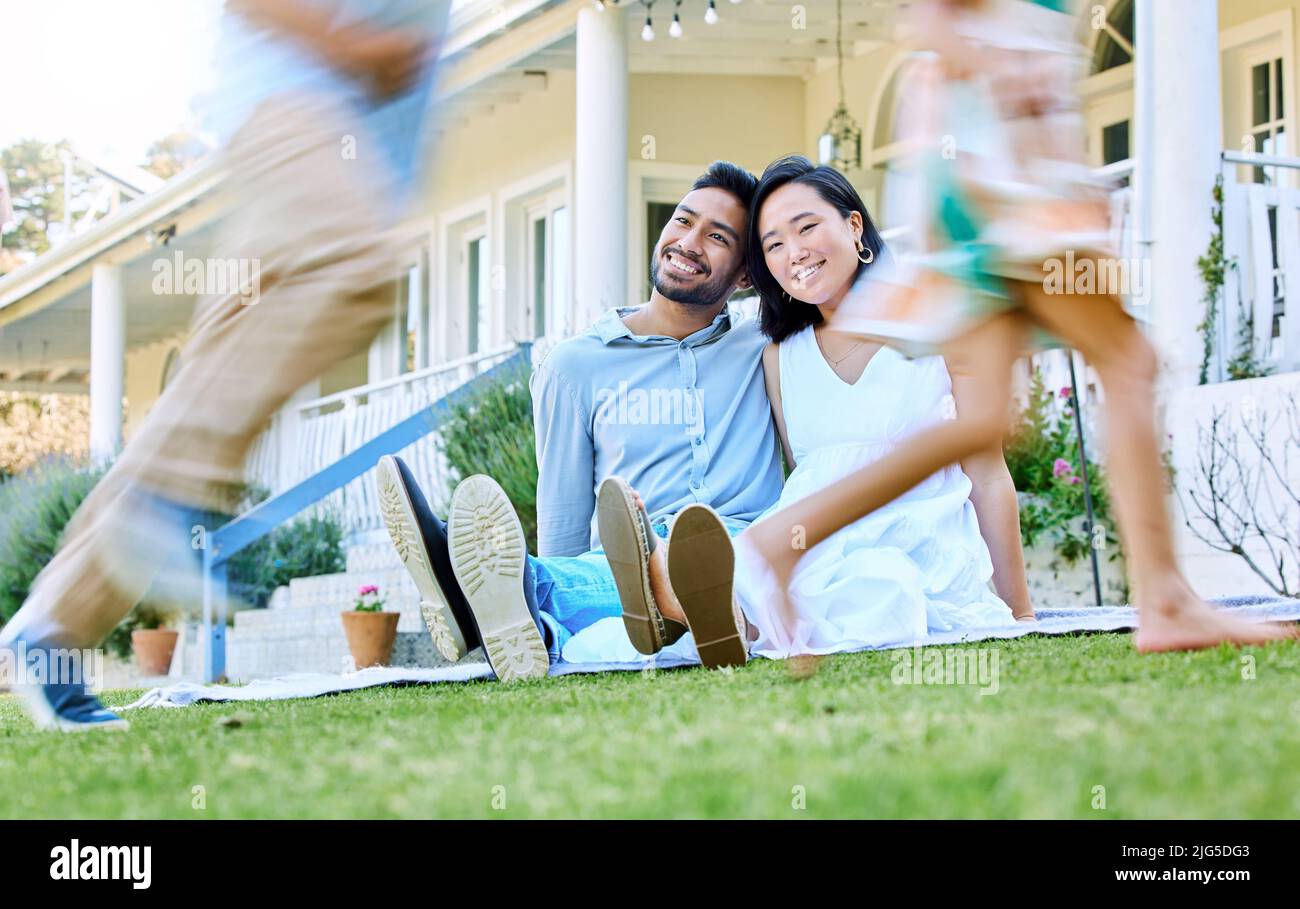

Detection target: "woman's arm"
[950, 372, 1035, 620]
[961, 444, 1034, 620]
[762, 342, 796, 473]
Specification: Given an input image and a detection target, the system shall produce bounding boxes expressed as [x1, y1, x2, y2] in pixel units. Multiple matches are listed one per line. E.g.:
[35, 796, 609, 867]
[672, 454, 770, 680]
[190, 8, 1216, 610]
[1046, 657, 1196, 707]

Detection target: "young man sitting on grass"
[377, 161, 783, 681]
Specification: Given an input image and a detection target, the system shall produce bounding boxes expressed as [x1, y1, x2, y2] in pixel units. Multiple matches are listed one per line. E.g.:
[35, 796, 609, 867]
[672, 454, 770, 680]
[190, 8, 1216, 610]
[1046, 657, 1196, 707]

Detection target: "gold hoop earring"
[856, 241, 874, 265]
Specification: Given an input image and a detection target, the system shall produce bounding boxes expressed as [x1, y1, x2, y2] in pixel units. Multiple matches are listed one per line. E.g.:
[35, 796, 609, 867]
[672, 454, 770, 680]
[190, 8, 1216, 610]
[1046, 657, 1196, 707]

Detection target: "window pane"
[550, 206, 570, 337]
[532, 217, 546, 338]
[1092, 2, 1133, 75]
[646, 202, 677, 299]
[1102, 120, 1130, 166]
[404, 267, 418, 372]
[477, 238, 491, 352]
[1277, 58, 1285, 118]
[1253, 62, 1271, 127]
[467, 237, 480, 354]
[1253, 131, 1268, 184]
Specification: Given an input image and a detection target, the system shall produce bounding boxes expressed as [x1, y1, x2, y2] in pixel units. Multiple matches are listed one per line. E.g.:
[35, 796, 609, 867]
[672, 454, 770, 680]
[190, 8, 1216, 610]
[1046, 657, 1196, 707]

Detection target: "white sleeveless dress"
[736, 326, 1016, 657]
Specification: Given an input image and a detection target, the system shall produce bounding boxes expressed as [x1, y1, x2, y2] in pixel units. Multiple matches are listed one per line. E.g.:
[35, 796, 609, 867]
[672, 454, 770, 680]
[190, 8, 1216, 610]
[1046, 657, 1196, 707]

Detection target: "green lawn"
[2, 631, 1299, 819]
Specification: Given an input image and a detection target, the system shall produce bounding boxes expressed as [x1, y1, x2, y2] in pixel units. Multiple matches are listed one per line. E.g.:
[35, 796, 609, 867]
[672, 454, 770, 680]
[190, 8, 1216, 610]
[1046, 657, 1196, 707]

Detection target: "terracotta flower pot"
[341, 611, 401, 669]
[132, 628, 179, 676]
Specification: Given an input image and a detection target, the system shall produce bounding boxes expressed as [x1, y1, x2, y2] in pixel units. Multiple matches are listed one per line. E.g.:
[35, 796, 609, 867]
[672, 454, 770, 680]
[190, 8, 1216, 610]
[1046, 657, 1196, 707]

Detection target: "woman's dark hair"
[746, 155, 888, 343]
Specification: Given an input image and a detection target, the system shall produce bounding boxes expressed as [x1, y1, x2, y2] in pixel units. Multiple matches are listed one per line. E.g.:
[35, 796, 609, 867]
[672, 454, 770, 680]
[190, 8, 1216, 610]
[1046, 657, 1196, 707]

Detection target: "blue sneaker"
[4, 638, 128, 732]
[13, 679, 129, 732]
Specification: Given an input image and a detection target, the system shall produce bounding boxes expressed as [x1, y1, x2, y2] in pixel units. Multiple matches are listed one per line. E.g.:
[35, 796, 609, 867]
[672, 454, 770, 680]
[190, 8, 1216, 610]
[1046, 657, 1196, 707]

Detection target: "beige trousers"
[2, 93, 407, 650]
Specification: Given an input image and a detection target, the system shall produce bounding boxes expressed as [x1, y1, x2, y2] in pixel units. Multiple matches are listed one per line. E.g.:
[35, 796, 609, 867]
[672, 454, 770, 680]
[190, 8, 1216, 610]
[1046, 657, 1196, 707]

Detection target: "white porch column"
[575, 5, 628, 327]
[89, 263, 125, 461]
[1137, 0, 1221, 389]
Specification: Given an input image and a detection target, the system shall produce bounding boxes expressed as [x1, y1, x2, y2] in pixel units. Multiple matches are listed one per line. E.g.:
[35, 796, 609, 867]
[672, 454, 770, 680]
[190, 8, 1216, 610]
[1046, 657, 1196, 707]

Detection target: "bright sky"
[1, 0, 226, 162]
[2, 0, 481, 165]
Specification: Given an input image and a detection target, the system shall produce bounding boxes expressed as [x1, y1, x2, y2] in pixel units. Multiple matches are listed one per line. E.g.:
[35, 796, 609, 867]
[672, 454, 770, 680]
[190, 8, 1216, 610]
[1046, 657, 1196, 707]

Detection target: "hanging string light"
[591, 0, 737, 34]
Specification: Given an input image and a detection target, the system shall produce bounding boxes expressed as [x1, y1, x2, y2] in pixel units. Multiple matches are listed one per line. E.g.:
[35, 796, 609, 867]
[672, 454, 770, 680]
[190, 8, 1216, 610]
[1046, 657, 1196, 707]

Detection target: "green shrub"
[0, 457, 106, 626]
[226, 511, 346, 607]
[0, 458, 345, 659]
[439, 365, 538, 553]
[1004, 368, 1118, 562]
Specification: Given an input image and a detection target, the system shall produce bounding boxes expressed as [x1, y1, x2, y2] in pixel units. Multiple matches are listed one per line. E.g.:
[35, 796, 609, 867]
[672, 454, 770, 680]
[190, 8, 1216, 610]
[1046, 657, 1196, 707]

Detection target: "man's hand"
[325, 25, 433, 101]
[228, 0, 433, 101]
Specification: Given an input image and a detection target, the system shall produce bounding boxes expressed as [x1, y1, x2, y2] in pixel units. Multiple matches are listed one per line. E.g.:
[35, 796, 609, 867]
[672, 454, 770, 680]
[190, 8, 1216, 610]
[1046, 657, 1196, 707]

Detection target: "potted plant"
[341, 585, 400, 669]
[131, 602, 181, 676]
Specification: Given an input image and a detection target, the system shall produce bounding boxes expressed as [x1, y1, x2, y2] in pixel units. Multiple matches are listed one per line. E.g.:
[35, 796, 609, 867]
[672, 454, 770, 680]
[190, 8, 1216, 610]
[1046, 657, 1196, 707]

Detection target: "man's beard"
[650, 253, 732, 308]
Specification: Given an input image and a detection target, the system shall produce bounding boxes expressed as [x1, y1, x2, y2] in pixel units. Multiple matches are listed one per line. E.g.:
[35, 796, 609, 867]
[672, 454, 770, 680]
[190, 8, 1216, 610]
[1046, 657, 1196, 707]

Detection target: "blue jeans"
[524, 518, 747, 662]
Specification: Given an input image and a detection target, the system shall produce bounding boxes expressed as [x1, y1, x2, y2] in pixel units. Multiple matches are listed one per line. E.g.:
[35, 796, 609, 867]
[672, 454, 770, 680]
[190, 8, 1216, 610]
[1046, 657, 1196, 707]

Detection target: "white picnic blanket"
[124, 596, 1300, 708]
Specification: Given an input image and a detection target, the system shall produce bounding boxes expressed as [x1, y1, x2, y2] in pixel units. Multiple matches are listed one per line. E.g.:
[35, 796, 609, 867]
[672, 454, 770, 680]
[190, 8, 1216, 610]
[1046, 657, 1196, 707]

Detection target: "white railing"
[244, 343, 530, 539]
[1217, 151, 1300, 381]
[887, 154, 1300, 389]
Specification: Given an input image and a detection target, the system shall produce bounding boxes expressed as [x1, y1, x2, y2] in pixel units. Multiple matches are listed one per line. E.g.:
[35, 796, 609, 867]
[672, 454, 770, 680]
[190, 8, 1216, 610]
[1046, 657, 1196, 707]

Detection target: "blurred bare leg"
[1017, 282, 1298, 650]
[0, 95, 403, 652]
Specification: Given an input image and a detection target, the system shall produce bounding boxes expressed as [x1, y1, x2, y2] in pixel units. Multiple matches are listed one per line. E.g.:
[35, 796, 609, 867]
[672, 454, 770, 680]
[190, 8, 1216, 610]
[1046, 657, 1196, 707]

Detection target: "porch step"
[228, 596, 481, 680]
[224, 563, 482, 681]
[345, 540, 407, 574]
[236, 598, 423, 634]
[226, 626, 482, 681]
[284, 568, 416, 611]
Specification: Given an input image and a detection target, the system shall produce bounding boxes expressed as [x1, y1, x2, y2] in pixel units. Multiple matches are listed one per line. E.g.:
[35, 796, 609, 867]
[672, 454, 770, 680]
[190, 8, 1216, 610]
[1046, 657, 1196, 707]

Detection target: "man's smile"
[664, 249, 707, 278]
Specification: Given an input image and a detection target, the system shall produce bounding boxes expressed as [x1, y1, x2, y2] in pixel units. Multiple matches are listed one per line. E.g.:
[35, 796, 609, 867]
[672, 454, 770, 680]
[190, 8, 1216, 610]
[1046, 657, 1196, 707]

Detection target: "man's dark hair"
[691, 160, 759, 210]
[746, 155, 888, 344]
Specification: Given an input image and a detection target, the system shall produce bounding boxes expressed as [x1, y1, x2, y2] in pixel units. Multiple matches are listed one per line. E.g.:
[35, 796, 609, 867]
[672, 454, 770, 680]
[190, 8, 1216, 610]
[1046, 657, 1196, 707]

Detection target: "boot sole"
[448, 476, 548, 682]
[668, 505, 748, 669]
[376, 455, 468, 662]
[597, 477, 665, 655]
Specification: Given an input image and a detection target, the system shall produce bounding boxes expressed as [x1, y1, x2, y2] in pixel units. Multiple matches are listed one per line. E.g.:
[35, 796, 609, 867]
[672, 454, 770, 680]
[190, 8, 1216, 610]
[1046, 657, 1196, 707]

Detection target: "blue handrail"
[202, 342, 533, 682]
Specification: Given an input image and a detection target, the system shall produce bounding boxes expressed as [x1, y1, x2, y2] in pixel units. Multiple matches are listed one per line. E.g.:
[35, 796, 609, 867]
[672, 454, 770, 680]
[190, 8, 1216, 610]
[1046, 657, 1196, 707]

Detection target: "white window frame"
[496, 161, 572, 343]
[1242, 47, 1289, 185]
[522, 193, 571, 340]
[1222, 10, 1297, 189]
[437, 195, 491, 362]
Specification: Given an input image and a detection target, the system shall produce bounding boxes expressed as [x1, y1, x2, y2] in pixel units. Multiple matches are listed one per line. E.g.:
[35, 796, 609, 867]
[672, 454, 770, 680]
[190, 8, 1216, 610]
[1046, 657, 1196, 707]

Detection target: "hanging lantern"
[818, 103, 862, 173]
[817, 0, 862, 173]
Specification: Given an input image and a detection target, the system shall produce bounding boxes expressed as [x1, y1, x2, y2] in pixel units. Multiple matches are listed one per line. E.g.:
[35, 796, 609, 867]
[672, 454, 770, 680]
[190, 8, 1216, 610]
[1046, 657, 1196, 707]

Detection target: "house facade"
[4, 0, 1300, 606]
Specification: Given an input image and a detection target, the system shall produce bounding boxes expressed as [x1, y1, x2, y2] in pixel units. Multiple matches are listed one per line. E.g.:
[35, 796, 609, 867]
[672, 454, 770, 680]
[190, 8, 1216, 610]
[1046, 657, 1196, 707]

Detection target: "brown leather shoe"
[597, 476, 687, 654]
[667, 504, 748, 669]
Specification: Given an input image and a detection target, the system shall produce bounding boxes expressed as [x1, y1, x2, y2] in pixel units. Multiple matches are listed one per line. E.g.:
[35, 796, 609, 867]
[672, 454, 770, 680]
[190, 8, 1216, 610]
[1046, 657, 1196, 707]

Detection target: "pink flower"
[1052, 458, 1074, 478]
[1059, 386, 1073, 400]
[358, 584, 379, 596]
[1069, 475, 1083, 485]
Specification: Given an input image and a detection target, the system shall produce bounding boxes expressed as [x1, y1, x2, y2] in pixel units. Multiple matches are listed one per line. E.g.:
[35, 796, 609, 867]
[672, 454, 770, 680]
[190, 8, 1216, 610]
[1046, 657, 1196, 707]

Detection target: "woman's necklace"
[816, 327, 863, 367]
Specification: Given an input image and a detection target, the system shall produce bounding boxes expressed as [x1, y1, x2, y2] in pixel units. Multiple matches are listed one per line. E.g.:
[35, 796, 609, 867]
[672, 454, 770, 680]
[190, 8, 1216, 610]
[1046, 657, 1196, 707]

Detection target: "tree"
[1181, 398, 1300, 597]
[142, 131, 208, 180]
[0, 392, 90, 478]
[0, 139, 96, 269]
